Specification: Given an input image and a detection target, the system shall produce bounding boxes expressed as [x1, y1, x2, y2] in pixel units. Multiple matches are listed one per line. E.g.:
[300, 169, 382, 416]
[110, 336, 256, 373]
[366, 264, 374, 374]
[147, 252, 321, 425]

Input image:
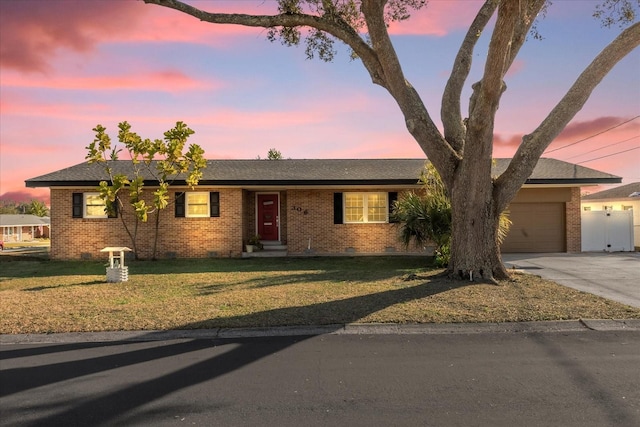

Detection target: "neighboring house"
[25, 158, 619, 260]
[581, 182, 640, 251]
[0, 214, 50, 243]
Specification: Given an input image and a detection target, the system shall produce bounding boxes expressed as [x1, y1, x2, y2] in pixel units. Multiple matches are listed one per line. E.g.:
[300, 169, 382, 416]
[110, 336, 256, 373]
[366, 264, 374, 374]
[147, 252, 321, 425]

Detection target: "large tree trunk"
[447, 156, 508, 283]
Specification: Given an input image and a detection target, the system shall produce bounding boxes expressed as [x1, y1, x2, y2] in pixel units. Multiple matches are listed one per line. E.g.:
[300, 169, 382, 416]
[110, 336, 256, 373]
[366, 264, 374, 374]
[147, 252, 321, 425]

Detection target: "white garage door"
[501, 203, 565, 253]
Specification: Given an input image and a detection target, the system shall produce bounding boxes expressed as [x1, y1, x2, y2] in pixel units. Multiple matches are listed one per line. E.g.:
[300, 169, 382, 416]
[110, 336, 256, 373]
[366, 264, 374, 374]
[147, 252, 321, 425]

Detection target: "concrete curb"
[2, 319, 639, 344]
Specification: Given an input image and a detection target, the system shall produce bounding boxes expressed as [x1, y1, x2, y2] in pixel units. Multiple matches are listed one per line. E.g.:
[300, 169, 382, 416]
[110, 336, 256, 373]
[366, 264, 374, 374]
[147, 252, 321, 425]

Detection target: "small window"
[84, 193, 108, 218]
[622, 205, 633, 211]
[186, 192, 210, 217]
[343, 192, 389, 223]
[583, 206, 591, 211]
[176, 191, 220, 218]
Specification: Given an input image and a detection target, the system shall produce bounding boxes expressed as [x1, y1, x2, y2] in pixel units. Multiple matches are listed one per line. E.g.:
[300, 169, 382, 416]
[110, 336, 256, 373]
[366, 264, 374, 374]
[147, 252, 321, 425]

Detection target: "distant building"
[0, 214, 50, 243]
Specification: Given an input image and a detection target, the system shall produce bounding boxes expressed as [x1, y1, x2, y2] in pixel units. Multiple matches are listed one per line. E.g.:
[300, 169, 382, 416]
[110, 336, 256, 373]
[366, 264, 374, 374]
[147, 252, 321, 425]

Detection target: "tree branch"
[441, 1, 497, 153]
[361, 0, 457, 179]
[504, 0, 546, 74]
[495, 21, 640, 210]
[469, 1, 519, 128]
[143, 0, 386, 84]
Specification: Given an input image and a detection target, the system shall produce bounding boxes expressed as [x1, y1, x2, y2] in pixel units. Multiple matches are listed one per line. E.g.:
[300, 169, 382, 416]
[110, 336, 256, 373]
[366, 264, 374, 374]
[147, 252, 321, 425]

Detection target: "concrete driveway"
[502, 252, 640, 308]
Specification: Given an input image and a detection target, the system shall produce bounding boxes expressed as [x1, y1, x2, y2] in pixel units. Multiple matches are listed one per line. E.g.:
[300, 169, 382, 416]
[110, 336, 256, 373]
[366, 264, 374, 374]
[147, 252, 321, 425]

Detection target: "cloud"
[0, 1, 267, 74]
[493, 133, 524, 150]
[555, 116, 633, 141]
[0, 190, 50, 205]
[0, 1, 144, 73]
[388, 1, 484, 36]
[492, 116, 640, 153]
[2, 69, 220, 92]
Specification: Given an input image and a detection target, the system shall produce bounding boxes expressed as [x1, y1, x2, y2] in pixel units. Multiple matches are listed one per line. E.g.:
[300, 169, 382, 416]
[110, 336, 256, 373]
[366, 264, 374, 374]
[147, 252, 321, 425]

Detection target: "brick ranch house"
[25, 158, 619, 260]
[0, 214, 50, 243]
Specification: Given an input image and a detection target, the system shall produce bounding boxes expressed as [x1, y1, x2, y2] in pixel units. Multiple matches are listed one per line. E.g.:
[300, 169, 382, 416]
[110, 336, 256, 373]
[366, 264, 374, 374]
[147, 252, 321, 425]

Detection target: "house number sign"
[291, 206, 308, 215]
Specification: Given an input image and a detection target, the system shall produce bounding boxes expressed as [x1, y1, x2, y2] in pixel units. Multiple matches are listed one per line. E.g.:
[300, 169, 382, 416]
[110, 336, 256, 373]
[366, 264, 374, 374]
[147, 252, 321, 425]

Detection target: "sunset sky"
[1, 0, 639, 204]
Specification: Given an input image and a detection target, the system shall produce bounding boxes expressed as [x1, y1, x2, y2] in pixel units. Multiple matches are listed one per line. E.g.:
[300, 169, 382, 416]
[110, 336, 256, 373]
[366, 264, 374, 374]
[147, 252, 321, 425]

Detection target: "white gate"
[581, 210, 634, 252]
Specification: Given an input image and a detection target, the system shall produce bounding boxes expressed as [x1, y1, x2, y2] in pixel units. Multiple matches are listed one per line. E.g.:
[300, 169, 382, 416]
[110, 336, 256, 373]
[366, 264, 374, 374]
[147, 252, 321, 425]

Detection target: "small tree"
[267, 148, 284, 160]
[27, 200, 49, 217]
[86, 121, 206, 259]
[257, 148, 285, 160]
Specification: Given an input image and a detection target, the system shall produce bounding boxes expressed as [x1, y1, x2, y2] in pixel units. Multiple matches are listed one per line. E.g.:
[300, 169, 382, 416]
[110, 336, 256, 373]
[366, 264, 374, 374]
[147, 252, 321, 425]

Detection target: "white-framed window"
[622, 205, 633, 211]
[186, 192, 210, 217]
[84, 193, 108, 218]
[344, 192, 388, 223]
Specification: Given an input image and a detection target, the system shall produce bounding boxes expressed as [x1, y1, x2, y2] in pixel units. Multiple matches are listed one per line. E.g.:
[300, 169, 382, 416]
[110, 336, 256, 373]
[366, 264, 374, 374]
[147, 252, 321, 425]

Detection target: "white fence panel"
[582, 210, 634, 252]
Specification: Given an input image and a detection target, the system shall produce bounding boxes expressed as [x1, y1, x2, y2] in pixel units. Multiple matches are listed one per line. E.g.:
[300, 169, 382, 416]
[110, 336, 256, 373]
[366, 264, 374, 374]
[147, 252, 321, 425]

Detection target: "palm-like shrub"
[392, 163, 511, 267]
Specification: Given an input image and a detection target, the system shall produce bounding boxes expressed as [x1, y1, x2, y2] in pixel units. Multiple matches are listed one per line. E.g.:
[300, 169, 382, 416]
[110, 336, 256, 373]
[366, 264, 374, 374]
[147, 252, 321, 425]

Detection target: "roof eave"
[524, 177, 622, 185]
[27, 179, 422, 188]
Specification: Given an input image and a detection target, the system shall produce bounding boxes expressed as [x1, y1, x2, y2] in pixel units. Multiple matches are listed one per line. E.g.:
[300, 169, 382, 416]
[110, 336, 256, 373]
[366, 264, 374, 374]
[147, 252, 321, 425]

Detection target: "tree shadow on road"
[1, 275, 472, 426]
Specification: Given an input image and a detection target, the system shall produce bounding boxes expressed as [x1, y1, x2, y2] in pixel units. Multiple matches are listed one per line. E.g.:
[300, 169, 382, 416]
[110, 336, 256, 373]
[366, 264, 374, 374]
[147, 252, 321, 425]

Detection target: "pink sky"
[1, 0, 638, 204]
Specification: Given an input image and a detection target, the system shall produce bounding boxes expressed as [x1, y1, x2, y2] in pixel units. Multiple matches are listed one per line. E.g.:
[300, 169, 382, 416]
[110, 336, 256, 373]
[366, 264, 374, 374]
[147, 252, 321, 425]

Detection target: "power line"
[576, 146, 640, 164]
[564, 135, 639, 160]
[544, 115, 640, 154]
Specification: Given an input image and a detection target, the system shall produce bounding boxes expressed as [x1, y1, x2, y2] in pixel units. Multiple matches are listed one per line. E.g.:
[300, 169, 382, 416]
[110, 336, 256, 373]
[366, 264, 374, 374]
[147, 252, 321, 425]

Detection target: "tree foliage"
[594, 0, 640, 28]
[86, 121, 206, 259]
[267, 148, 284, 160]
[0, 200, 49, 217]
[258, 148, 285, 160]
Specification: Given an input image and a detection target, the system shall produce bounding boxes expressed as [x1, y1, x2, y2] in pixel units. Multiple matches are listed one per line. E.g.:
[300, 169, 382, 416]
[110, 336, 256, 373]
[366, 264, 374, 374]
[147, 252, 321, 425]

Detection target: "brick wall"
[51, 185, 580, 259]
[565, 187, 582, 252]
[286, 189, 421, 255]
[50, 188, 243, 260]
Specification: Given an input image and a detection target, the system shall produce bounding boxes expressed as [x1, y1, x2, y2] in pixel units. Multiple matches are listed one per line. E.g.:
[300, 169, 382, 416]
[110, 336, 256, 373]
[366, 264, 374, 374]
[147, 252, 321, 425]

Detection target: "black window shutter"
[333, 192, 343, 224]
[106, 199, 118, 218]
[388, 192, 398, 223]
[72, 193, 83, 218]
[175, 192, 185, 217]
[210, 192, 220, 217]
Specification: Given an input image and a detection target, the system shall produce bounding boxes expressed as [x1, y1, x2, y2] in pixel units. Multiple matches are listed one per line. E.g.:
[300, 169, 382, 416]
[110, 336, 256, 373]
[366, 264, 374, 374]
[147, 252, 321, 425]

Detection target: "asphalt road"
[2, 330, 639, 427]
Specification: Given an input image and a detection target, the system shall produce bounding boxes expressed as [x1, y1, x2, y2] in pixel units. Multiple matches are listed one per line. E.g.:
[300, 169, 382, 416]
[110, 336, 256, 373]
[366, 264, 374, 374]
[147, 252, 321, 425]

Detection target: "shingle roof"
[0, 215, 50, 227]
[25, 158, 620, 188]
[582, 182, 640, 200]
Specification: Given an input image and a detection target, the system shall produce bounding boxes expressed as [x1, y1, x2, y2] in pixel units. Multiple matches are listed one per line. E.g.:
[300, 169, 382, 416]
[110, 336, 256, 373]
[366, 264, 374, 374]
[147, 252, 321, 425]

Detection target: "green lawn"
[1, 255, 639, 334]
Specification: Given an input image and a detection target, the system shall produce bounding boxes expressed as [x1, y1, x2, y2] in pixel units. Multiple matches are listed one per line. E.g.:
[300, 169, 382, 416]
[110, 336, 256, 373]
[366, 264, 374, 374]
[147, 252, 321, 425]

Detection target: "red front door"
[257, 194, 279, 241]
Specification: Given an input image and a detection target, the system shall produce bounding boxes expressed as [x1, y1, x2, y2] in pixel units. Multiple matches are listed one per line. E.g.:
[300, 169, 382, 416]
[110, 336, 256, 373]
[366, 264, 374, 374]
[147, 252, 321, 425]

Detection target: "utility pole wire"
[544, 115, 640, 154]
[576, 146, 640, 164]
[564, 135, 639, 160]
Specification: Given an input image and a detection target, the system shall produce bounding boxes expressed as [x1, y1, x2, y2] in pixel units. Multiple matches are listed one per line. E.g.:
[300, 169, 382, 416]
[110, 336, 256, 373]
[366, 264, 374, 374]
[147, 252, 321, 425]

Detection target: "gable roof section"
[582, 182, 640, 200]
[25, 158, 621, 188]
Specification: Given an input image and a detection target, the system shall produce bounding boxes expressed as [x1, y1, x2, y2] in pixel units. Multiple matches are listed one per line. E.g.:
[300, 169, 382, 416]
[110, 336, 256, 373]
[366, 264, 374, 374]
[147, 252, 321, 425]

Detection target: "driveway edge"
[2, 319, 639, 344]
